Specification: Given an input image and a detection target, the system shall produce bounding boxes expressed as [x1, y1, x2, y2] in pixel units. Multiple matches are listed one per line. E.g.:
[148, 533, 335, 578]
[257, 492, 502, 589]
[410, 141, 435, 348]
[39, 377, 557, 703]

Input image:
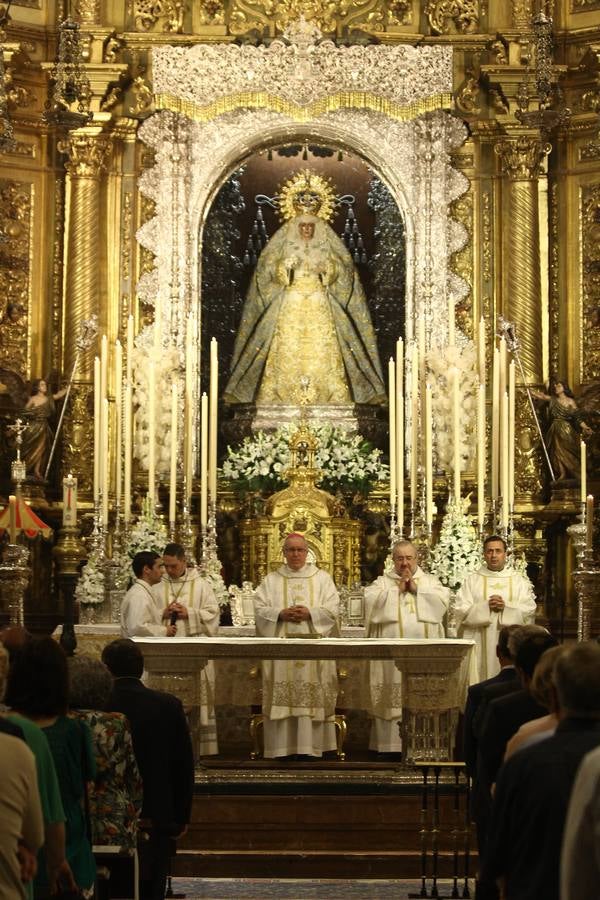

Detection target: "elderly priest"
[364, 540, 449, 754]
[253, 533, 340, 759]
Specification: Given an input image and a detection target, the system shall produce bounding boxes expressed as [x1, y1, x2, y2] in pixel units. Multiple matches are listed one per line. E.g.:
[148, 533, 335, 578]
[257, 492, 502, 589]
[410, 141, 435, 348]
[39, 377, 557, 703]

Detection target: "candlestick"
[93, 356, 100, 505]
[200, 391, 208, 528]
[478, 316, 486, 385]
[491, 346, 499, 501]
[410, 342, 419, 506]
[209, 337, 218, 503]
[8, 494, 17, 544]
[184, 317, 194, 505]
[101, 398, 109, 527]
[62, 474, 77, 528]
[123, 380, 132, 524]
[501, 391, 509, 529]
[396, 338, 404, 532]
[169, 380, 178, 525]
[448, 294, 455, 348]
[388, 358, 396, 513]
[114, 339, 123, 512]
[586, 494, 594, 552]
[148, 362, 156, 507]
[452, 370, 461, 505]
[508, 360, 515, 511]
[477, 382, 486, 529]
[425, 382, 433, 525]
[580, 440, 587, 504]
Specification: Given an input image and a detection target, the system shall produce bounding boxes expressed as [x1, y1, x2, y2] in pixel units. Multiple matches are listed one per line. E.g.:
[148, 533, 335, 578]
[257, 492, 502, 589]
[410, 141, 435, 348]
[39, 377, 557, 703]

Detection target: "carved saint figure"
[22, 378, 67, 480]
[531, 380, 593, 481]
[224, 212, 386, 407]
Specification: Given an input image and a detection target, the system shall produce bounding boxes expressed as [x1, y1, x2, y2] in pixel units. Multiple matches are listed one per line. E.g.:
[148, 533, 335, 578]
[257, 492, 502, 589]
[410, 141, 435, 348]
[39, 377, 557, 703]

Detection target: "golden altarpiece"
[0, 0, 599, 638]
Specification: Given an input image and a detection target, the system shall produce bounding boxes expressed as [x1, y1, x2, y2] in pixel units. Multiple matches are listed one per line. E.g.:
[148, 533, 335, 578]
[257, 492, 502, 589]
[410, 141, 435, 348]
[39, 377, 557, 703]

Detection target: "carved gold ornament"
[278, 170, 336, 222]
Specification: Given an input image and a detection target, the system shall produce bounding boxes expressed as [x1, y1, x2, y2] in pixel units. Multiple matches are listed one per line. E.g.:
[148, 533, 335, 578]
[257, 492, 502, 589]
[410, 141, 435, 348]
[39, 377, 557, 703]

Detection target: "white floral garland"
[132, 327, 182, 475]
[222, 423, 388, 493]
[427, 339, 479, 473]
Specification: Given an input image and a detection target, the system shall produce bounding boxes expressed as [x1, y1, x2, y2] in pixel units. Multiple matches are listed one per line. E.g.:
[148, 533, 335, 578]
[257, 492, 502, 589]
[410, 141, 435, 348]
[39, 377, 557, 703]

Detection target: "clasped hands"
[398, 567, 417, 595]
[279, 604, 311, 623]
[488, 594, 505, 613]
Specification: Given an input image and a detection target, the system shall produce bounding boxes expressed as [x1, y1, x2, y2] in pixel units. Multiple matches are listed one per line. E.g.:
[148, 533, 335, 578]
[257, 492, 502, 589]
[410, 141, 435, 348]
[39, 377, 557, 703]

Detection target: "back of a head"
[68, 654, 114, 710]
[0, 625, 32, 663]
[508, 624, 550, 661]
[516, 632, 559, 680]
[0, 644, 7, 701]
[102, 638, 144, 679]
[132, 550, 160, 579]
[497, 624, 521, 660]
[530, 645, 567, 710]
[4, 636, 69, 717]
[554, 642, 600, 718]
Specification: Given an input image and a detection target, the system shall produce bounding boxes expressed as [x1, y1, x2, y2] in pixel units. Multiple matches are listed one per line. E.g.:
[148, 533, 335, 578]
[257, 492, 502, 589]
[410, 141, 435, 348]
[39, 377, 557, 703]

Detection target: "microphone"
[169, 609, 178, 626]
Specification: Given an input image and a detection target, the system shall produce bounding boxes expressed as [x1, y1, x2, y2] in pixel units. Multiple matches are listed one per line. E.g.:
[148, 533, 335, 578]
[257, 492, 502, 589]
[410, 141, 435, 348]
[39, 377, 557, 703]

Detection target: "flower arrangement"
[75, 551, 105, 606]
[222, 423, 388, 495]
[427, 339, 479, 473]
[428, 495, 482, 592]
[125, 495, 168, 559]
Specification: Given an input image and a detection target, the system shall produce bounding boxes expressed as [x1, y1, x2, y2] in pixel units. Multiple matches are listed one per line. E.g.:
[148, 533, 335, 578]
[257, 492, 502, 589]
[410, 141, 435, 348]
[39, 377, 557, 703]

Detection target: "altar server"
[364, 540, 449, 753]
[153, 542, 220, 756]
[121, 551, 176, 638]
[254, 533, 340, 759]
[455, 535, 536, 682]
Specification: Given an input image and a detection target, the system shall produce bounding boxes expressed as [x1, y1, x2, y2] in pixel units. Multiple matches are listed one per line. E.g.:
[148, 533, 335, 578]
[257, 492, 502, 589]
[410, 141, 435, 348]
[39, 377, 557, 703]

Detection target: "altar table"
[135, 636, 477, 762]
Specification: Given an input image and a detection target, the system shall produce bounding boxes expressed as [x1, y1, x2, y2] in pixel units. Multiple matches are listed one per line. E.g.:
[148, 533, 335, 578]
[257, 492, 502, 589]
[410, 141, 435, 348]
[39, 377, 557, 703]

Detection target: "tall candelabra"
[567, 506, 599, 642]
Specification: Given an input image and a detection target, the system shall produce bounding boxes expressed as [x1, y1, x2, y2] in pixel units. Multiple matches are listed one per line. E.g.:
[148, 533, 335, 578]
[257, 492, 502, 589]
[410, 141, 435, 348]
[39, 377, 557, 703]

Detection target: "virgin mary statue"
[224, 197, 386, 408]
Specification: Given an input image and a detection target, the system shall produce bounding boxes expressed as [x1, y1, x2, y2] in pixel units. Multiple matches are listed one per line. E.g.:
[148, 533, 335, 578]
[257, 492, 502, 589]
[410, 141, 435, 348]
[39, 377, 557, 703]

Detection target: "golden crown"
[278, 170, 336, 223]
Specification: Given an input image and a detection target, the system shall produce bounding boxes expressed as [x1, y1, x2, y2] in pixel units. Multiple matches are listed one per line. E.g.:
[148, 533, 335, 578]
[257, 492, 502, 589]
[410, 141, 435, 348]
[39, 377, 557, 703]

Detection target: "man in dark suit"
[102, 639, 195, 900]
[481, 641, 600, 900]
[463, 624, 520, 778]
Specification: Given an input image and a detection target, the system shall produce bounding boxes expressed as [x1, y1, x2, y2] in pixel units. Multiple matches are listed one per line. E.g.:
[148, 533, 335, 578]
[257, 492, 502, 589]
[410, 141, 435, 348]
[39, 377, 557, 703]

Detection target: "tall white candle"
[448, 294, 455, 348]
[184, 317, 194, 504]
[148, 362, 156, 506]
[200, 392, 209, 528]
[153, 294, 161, 355]
[581, 440, 587, 504]
[8, 494, 17, 544]
[102, 398, 109, 527]
[388, 358, 396, 513]
[126, 314, 134, 384]
[425, 382, 433, 525]
[169, 379, 178, 525]
[477, 382, 486, 529]
[100, 335, 108, 505]
[410, 342, 419, 506]
[491, 346, 500, 501]
[417, 315, 426, 387]
[62, 474, 77, 528]
[396, 338, 404, 532]
[508, 360, 516, 511]
[123, 380, 132, 524]
[501, 391, 509, 528]
[93, 356, 100, 505]
[478, 316, 486, 385]
[114, 340, 123, 512]
[452, 370, 461, 505]
[209, 337, 218, 503]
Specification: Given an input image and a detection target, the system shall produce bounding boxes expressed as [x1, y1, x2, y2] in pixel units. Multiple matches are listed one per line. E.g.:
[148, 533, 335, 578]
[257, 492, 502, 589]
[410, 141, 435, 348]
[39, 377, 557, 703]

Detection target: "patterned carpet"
[168, 877, 473, 898]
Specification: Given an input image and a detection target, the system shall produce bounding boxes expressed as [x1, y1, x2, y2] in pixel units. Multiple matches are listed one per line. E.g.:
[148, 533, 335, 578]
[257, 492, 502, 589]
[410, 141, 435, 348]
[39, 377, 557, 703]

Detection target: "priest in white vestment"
[364, 540, 449, 753]
[454, 535, 536, 682]
[152, 542, 220, 756]
[121, 551, 177, 638]
[254, 533, 340, 759]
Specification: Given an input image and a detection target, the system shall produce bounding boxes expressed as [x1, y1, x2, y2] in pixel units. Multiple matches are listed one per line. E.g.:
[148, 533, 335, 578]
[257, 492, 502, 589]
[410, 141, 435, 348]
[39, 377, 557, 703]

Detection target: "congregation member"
[254, 532, 340, 759]
[481, 641, 600, 900]
[154, 542, 220, 755]
[503, 643, 565, 761]
[364, 540, 449, 754]
[120, 550, 176, 638]
[102, 639, 194, 900]
[5, 637, 96, 898]
[463, 624, 520, 778]
[561, 744, 600, 900]
[455, 535, 536, 681]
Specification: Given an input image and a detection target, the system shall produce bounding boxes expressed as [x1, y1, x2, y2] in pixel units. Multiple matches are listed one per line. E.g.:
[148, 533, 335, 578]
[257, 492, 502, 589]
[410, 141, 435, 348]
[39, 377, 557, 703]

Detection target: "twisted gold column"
[59, 132, 111, 493]
[495, 136, 550, 385]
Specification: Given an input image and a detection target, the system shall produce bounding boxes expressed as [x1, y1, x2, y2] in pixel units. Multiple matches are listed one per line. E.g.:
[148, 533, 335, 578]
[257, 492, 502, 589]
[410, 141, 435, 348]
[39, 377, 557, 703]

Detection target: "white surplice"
[454, 565, 536, 681]
[254, 563, 340, 758]
[120, 579, 168, 638]
[153, 567, 220, 755]
[364, 566, 449, 752]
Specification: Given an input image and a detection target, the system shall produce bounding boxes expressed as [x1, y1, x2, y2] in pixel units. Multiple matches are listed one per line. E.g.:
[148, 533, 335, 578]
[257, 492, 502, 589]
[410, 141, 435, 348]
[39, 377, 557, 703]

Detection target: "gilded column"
[59, 131, 111, 492]
[495, 135, 550, 385]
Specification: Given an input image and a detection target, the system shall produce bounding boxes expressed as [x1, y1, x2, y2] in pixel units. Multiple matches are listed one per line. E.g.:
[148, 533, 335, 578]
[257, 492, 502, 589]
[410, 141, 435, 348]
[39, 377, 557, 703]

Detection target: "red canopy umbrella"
[0, 494, 52, 540]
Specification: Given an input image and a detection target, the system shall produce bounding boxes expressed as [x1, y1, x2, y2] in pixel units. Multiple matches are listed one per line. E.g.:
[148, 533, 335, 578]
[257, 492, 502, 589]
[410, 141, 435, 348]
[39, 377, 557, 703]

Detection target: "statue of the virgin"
[223, 172, 386, 408]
